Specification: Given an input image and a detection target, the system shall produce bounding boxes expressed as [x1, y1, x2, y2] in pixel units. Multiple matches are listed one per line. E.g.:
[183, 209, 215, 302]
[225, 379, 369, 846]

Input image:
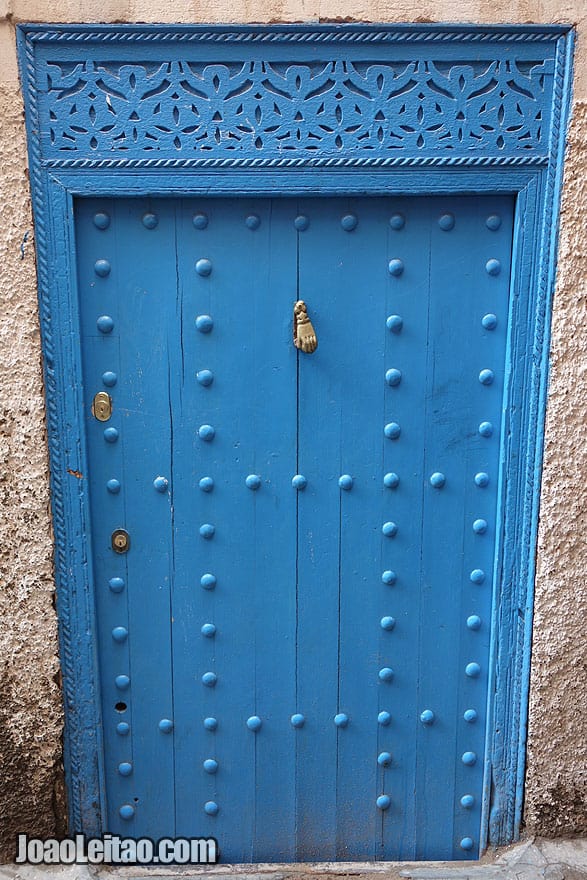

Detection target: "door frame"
[17, 22, 574, 852]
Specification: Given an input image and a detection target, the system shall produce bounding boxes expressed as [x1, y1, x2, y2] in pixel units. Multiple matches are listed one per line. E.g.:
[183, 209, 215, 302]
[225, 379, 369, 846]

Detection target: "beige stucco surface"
[0, 0, 585, 861]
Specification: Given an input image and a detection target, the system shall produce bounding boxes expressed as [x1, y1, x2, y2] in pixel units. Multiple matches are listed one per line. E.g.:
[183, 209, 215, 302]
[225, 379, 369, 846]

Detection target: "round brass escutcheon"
[111, 529, 130, 554]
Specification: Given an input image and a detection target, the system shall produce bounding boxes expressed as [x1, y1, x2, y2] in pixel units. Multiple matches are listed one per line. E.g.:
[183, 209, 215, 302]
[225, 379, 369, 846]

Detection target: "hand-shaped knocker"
[293, 300, 318, 354]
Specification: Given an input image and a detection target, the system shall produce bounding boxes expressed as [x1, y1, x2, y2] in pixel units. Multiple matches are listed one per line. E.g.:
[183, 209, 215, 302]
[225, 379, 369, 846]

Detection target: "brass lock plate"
[111, 529, 130, 554]
[92, 391, 112, 422]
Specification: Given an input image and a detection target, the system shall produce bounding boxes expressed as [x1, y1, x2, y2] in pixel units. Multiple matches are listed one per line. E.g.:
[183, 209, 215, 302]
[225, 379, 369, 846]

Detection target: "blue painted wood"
[76, 198, 177, 833]
[73, 193, 513, 860]
[17, 22, 575, 862]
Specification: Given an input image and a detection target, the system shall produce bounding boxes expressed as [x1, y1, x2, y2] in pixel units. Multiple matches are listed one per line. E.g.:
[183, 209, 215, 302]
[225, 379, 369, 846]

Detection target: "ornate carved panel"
[22, 25, 566, 167]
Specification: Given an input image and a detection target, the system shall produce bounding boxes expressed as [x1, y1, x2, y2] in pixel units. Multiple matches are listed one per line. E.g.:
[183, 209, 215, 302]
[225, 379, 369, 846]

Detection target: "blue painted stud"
[420, 709, 435, 725]
[94, 259, 111, 277]
[202, 672, 217, 687]
[245, 214, 261, 230]
[153, 476, 168, 492]
[119, 805, 135, 820]
[97, 315, 114, 334]
[107, 479, 121, 494]
[384, 422, 401, 439]
[334, 713, 349, 727]
[294, 215, 309, 231]
[379, 667, 394, 682]
[291, 713, 305, 728]
[478, 421, 493, 437]
[201, 623, 216, 638]
[482, 313, 498, 330]
[201, 573, 217, 590]
[464, 709, 478, 723]
[461, 794, 475, 808]
[460, 838, 474, 851]
[470, 569, 486, 585]
[204, 801, 219, 816]
[197, 369, 214, 386]
[475, 472, 490, 487]
[338, 474, 353, 490]
[377, 752, 392, 766]
[198, 424, 215, 441]
[102, 371, 117, 387]
[380, 616, 396, 631]
[382, 522, 398, 537]
[199, 477, 214, 492]
[193, 213, 208, 229]
[389, 213, 405, 230]
[473, 519, 488, 534]
[378, 711, 391, 726]
[377, 795, 391, 810]
[479, 369, 495, 385]
[386, 314, 403, 333]
[430, 472, 446, 488]
[462, 751, 477, 766]
[158, 719, 173, 733]
[116, 722, 130, 735]
[385, 368, 402, 386]
[104, 427, 119, 443]
[203, 759, 218, 774]
[118, 762, 132, 776]
[341, 214, 358, 231]
[465, 662, 481, 678]
[195, 315, 213, 333]
[196, 258, 212, 276]
[486, 258, 501, 276]
[115, 675, 130, 689]
[246, 474, 261, 490]
[93, 212, 110, 230]
[200, 523, 215, 539]
[438, 213, 455, 230]
[109, 577, 125, 593]
[486, 214, 502, 230]
[142, 212, 158, 229]
[467, 615, 482, 630]
[292, 474, 307, 490]
[388, 258, 404, 276]
[204, 717, 218, 731]
[112, 626, 128, 642]
[381, 570, 397, 585]
[383, 473, 399, 489]
[247, 716, 262, 731]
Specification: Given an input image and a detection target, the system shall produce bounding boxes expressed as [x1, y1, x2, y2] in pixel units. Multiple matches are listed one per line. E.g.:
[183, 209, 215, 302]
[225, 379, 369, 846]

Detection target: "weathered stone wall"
[0, 0, 584, 860]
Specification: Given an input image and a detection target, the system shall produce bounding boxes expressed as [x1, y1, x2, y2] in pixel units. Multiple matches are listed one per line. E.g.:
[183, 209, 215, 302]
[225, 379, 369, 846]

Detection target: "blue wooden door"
[76, 195, 513, 862]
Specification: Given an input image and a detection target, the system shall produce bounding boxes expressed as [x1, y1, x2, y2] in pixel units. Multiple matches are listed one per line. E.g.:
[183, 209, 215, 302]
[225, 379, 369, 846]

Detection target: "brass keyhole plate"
[111, 529, 130, 554]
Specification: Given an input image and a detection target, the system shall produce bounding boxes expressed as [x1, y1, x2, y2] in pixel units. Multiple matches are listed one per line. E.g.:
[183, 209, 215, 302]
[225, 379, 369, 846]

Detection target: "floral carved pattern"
[44, 58, 551, 157]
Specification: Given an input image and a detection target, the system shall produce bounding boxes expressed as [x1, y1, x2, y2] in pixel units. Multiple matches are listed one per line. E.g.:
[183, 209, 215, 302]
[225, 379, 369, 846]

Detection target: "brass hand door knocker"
[293, 300, 318, 353]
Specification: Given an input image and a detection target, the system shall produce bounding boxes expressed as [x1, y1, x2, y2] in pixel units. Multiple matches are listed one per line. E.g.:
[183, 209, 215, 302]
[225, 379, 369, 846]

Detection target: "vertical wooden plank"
[333, 197, 388, 860]
[415, 196, 514, 859]
[453, 196, 515, 859]
[109, 199, 177, 835]
[249, 199, 298, 862]
[379, 198, 432, 860]
[172, 198, 298, 861]
[295, 199, 340, 860]
[171, 198, 253, 857]
[413, 196, 469, 859]
[76, 197, 176, 836]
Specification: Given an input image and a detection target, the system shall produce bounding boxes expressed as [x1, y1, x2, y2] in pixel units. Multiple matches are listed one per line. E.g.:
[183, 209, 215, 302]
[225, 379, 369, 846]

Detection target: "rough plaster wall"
[0, 0, 584, 859]
[525, 107, 587, 836]
[0, 24, 65, 862]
